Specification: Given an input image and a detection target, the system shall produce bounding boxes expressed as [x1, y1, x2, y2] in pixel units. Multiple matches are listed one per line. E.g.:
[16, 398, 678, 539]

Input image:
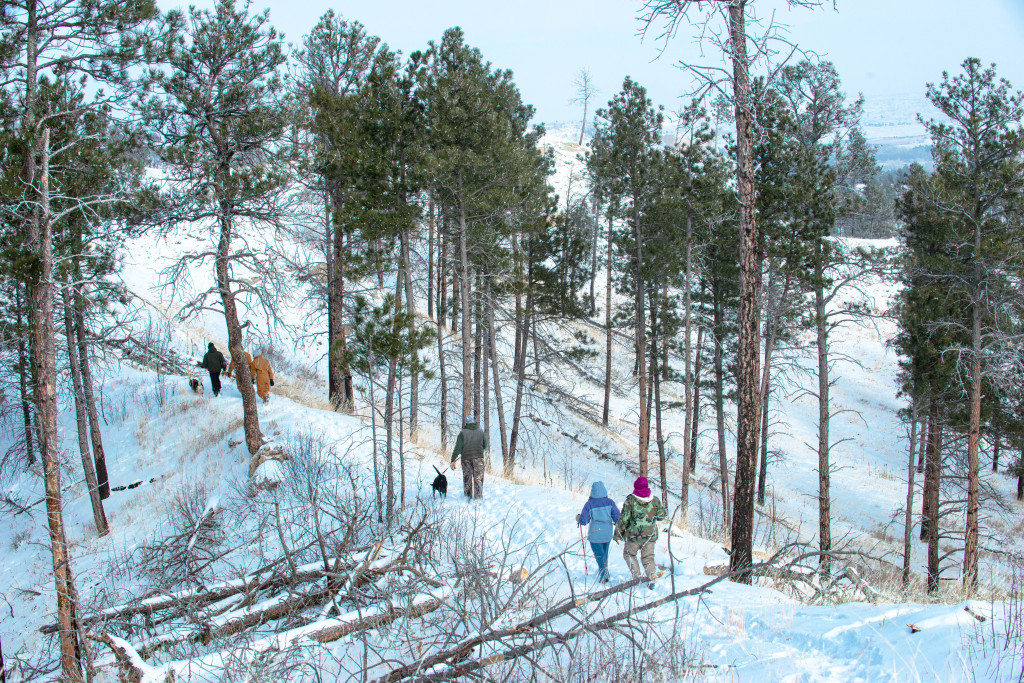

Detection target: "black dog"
[189, 377, 204, 395]
[431, 465, 448, 499]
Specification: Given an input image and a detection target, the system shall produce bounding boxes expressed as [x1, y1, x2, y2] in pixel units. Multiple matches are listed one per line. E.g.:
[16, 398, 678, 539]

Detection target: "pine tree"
[588, 76, 663, 478]
[296, 10, 381, 411]
[142, 0, 289, 457]
[419, 27, 546, 472]
[897, 59, 1024, 590]
[0, 1, 157, 675]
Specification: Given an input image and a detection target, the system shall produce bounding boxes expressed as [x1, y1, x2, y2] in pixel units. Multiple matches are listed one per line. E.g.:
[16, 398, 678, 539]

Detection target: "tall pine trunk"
[30, 126, 84, 681]
[680, 213, 694, 518]
[728, 0, 763, 584]
[216, 168, 262, 456]
[589, 194, 600, 316]
[902, 400, 919, 588]
[757, 272, 788, 506]
[401, 230, 418, 433]
[713, 287, 730, 531]
[508, 257, 533, 476]
[473, 287, 482, 419]
[963, 266, 983, 591]
[603, 214, 613, 425]
[633, 201, 649, 476]
[814, 257, 831, 577]
[924, 404, 941, 593]
[486, 282, 509, 465]
[328, 187, 353, 411]
[458, 198, 472, 422]
[72, 250, 109, 499]
[437, 324, 448, 450]
[384, 279, 403, 522]
[690, 325, 705, 472]
[62, 279, 108, 536]
[650, 287, 667, 507]
[16, 284, 35, 466]
[427, 189, 435, 321]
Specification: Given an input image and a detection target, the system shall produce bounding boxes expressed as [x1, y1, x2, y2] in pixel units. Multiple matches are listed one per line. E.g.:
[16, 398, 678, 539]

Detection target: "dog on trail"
[431, 465, 448, 499]
[189, 377, 204, 395]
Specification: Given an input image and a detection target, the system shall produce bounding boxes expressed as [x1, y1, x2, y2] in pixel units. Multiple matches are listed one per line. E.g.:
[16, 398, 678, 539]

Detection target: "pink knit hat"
[633, 476, 651, 498]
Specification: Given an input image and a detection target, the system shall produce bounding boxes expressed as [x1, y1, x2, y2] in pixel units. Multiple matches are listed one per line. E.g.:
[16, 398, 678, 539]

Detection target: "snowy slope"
[0, 134, 1020, 681]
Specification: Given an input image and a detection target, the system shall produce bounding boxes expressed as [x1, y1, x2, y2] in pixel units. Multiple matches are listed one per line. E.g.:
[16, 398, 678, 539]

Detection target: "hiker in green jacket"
[451, 414, 487, 500]
[614, 476, 667, 588]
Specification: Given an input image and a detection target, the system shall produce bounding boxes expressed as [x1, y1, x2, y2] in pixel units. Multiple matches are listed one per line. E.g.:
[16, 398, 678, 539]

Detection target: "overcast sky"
[160, 0, 1024, 126]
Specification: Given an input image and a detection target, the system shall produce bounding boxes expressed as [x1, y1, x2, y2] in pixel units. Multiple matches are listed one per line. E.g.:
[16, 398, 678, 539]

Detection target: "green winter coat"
[451, 423, 486, 462]
[614, 494, 667, 543]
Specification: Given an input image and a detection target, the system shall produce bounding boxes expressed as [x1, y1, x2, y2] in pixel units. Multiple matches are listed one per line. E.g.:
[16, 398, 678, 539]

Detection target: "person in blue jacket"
[576, 481, 621, 583]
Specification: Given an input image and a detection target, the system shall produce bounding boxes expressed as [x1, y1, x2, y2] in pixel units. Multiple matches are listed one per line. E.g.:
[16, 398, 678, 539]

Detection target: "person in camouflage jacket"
[614, 476, 666, 585]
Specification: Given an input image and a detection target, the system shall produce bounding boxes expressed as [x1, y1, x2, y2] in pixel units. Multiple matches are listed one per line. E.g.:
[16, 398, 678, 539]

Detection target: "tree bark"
[963, 273, 983, 591]
[757, 272, 788, 506]
[15, 284, 36, 466]
[917, 399, 927, 473]
[589, 194, 600, 316]
[690, 325, 704, 473]
[399, 230, 418, 434]
[62, 279, 108, 536]
[473, 286, 482, 420]
[651, 287, 667, 507]
[439, 222, 447, 330]
[1017, 444, 1023, 501]
[30, 126, 85, 682]
[328, 187, 353, 412]
[482, 312, 490, 468]
[713, 286, 730, 531]
[728, 0, 763, 584]
[921, 405, 935, 540]
[992, 433, 1000, 473]
[633, 201, 649, 477]
[383, 278, 402, 522]
[72, 251, 110, 500]
[758, 373, 771, 506]
[326, 181, 338, 405]
[427, 189, 435, 321]
[814, 254, 831, 578]
[488, 297, 509, 468]
[508, 260, 533, 476]
[925, 405, 941, 594]
[215, 165, 262, 456]
[902, 400, 919, 588]
[680, 214, 693, 518]
[602, 213, 613, 425]
[458, 198, 472, 422]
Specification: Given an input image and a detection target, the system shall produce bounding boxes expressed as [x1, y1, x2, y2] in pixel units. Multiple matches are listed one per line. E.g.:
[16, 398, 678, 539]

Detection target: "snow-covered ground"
[1, 135, 1021, 681]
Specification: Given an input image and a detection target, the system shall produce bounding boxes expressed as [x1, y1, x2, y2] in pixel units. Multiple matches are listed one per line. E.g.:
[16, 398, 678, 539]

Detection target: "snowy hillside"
[1, 133, 1021, 682]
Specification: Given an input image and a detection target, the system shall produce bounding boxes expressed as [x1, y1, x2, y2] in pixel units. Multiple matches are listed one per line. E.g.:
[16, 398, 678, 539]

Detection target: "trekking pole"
[578, 524, 588, 578]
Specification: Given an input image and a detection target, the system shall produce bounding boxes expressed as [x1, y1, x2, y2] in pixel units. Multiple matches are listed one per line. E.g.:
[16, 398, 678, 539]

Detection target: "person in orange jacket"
[249, 349, 274, 404]
[225, 348, 253, 379]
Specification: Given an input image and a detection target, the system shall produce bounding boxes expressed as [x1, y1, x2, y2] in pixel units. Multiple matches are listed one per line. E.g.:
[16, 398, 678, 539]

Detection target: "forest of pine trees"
[0, 0, 1022, 678]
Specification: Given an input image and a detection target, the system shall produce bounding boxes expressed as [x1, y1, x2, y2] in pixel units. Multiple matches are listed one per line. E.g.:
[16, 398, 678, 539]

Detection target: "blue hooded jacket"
[578, 481, 620, 543]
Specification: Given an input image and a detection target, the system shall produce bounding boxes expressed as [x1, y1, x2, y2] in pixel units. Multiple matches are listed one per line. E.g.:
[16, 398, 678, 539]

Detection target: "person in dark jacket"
[577, 481, 620, 583]
[198, 342, 227, 396]
[451, 414, 487, 499]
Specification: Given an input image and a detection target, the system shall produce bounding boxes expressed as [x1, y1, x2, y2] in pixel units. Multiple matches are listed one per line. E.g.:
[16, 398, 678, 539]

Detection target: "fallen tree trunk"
[42, 561, 350, 635]
[88, 631, 171, 683]
[93, 595, 446, 681]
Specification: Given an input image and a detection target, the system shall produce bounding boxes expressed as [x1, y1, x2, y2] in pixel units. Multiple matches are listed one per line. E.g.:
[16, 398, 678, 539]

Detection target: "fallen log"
[88, 631, 173, 683]
[41, 561, 347, 635]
